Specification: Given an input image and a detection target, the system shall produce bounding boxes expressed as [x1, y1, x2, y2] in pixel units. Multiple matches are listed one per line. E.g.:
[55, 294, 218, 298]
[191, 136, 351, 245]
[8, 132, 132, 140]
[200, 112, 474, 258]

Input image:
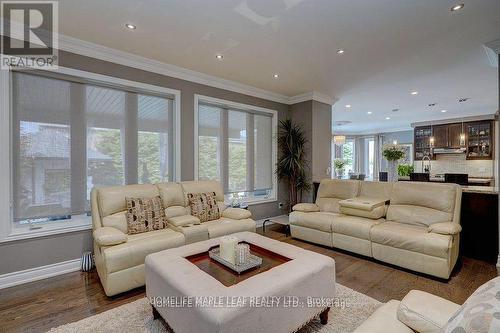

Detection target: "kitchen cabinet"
[414, 120, 494, 160]
[433, 125, 449, 148]
[466, 121, 494, 160]
[448, 123, 464, 148]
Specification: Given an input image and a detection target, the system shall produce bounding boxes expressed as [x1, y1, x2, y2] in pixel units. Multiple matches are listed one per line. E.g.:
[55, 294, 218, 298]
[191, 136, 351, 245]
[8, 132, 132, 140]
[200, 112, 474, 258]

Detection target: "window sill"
[1, 215, 92, 243]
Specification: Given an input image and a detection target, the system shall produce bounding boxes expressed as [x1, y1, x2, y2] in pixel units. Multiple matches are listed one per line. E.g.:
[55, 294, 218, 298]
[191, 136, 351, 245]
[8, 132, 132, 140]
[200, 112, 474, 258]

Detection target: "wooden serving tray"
[185, 241, 292, 287]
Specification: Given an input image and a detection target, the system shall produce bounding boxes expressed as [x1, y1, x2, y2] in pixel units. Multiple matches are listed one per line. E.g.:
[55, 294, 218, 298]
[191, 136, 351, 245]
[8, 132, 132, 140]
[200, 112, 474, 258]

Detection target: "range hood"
[433, 147, 467, 154]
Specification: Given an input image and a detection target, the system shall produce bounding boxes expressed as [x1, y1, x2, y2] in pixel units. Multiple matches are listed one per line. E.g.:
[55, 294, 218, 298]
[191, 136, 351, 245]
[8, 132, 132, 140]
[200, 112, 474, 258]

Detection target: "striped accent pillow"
[187, 192, 220, 223]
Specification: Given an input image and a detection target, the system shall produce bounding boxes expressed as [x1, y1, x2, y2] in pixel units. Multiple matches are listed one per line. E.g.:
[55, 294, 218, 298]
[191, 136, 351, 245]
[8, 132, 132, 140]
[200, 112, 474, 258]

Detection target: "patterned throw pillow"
[444, 276, 500, 333]
[125, 196, 167, 234]
[187, 192, 220, 223]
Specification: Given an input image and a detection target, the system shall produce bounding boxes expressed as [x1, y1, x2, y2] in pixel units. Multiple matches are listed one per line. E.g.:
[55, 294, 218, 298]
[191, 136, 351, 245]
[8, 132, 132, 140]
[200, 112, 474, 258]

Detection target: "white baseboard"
[0, 258, 81, 290]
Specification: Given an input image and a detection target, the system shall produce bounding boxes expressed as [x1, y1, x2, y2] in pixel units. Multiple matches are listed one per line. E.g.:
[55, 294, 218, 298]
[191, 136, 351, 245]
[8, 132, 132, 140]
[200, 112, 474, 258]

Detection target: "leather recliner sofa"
[90, 180, 255, 296]
[289, 179, 462, 279]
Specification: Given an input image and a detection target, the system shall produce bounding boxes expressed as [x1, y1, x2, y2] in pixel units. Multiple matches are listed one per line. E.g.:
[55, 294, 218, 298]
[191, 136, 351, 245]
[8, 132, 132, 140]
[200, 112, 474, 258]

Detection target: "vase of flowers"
[382, 144, 406, 182]
[333, 158, 348, 179]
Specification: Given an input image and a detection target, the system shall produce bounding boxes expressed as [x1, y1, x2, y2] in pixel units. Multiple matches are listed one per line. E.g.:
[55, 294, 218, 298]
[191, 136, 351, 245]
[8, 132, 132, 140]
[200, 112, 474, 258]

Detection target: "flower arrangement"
[382, 144, 405, 161]
[333, 158, 348, 172]
[397, 164, 414, 177]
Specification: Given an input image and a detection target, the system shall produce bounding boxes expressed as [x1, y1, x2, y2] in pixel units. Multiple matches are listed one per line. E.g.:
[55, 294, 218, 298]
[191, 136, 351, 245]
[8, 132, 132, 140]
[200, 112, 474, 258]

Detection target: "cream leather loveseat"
[290, 180, 462, 279]
[90, 180, 255, 296]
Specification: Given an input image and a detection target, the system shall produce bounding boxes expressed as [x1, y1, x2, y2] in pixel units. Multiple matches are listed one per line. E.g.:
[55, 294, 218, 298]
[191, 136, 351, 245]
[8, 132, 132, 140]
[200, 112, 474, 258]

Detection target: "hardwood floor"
[0, 224, 497, 333]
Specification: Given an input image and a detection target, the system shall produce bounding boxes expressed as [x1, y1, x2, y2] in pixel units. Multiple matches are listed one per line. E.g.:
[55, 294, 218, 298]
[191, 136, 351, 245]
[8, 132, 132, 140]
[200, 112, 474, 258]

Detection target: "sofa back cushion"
[102, 211, 128, 234]
[387, 182, 459, 226]
[315, 179, 359, 213]
[157, 182, 186, 207]
[359, 181, 393, 200]
[97, 184, 159, 218]
[181, 180, 225, 206]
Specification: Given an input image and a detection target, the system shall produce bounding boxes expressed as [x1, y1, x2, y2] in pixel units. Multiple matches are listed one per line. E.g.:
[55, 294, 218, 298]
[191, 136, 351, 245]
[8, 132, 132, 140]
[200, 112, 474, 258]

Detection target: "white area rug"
[48, 284, 380, 333]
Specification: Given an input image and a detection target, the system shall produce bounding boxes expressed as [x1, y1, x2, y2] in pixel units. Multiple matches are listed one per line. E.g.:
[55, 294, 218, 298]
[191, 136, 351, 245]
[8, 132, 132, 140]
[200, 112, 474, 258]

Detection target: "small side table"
[262, 215, 290, 236]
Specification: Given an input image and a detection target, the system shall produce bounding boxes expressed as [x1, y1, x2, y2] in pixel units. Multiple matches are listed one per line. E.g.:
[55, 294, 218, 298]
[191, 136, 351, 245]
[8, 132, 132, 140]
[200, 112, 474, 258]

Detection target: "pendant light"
[460, 120, 466, 146]
[333, 135, 346, 145]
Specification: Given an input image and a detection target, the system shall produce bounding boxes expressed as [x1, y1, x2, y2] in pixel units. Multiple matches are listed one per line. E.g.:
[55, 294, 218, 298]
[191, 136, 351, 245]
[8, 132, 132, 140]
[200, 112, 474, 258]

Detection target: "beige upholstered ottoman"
[145, 231, 336, 333]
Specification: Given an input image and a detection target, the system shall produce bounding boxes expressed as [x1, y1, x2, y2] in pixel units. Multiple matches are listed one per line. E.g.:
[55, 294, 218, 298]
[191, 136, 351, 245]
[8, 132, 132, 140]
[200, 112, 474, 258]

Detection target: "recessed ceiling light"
[273, 74, 279, 79]
[411, 91, 419, 95]
[215, 54, 224, 60]
[125, 23, 136, 30]
[337, 49, 345, 55]
[451, 4, 464, 11]
[367, 111, 372, 115]
[345, 104, 351, 108]
[385, 117, 391, 120]
[441, 109, 447, 113]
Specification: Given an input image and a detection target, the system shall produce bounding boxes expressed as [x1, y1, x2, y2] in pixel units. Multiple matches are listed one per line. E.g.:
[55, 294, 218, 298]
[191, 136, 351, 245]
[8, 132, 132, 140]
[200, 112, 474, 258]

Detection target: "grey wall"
[312, 101, 333, 182]
[0, 49, 290, 275]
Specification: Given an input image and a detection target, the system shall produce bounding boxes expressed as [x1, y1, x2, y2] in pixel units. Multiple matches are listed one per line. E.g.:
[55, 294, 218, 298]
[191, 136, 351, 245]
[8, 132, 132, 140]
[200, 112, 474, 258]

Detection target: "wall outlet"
[278, 202, 284, 209]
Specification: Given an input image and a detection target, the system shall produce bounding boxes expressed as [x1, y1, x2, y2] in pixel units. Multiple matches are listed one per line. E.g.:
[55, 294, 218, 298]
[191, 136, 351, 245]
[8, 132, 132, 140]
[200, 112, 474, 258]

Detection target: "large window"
[332, 138, 355, 177]
[9, 71, 178, 234]
[196, 96, 277, 204]
[364, 138, 375, 180]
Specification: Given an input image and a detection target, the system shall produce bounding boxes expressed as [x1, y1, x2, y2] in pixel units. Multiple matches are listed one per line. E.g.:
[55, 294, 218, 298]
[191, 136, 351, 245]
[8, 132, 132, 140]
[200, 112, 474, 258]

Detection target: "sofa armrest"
[93, 227, 127, 246]
[168, 215, 201, 227]
[397, 290, 460, 333]
[292, 203, 320, 212]
[222, 207, 252, 220]
[428, 222, 462, 235]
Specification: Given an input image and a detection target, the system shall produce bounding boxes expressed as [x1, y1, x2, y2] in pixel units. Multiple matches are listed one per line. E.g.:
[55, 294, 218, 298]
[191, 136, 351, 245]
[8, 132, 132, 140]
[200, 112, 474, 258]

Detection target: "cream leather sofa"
[91, 180, 255, 296]
[289, 179, 462, 279]
[354, 289, 461, 333]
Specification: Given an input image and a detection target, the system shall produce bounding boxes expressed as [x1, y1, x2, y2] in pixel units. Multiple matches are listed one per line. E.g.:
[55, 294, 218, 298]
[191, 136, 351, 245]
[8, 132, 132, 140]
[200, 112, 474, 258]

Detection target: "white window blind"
[11, 72, 175, 225]
[197, 101, 275, 202]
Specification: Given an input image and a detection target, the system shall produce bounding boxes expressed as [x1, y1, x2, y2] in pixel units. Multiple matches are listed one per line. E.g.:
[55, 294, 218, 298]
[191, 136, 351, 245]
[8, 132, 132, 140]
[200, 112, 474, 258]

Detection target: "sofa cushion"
[102, 211, 128, 234]
[359, 181, 393, 200]
[340, 206, 387, 220]
[165, 205, 190, 219]
[203, 218, 256, 238]
[187, 192, 220, 222]
[397, 290, 460, 333]
[353, 300, 414, 333]
[93, 227, 127, 246]
[332, 215, 383, 240]
[444, 276, 500, 333]
[292, 203, 320, 212]
[102, 229, 185, 273]
[167, 215, 201, 227]
[387, 182, 458, 226]
[221, 207, 252, 220]
[370, 221, 452, 258]
[181, 180, 225, 202]
[387, 205, 453, 227]
[157, 182, 186, 207]
[316, 179, 360, 201]
[289, 211, 338, 232]
[126, 196, 167, 234]
[428, 222, 462, 235]
[97, 184, 159, 217]
[316, 198, 342, 213]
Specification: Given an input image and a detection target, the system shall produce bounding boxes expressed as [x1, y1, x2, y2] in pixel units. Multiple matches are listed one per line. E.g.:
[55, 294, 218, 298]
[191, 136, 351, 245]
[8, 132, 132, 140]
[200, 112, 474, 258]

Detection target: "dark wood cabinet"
[433, 125, 449, 148]
[448, 123, 464, 148]
[414, 120, 494, 161]
[466, 121, 494, 160]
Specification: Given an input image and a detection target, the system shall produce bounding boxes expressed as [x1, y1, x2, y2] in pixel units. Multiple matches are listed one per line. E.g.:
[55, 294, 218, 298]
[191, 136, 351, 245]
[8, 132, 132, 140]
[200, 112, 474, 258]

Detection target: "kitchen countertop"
[396, 176, 497, 194]
[397, 176, 492, 184]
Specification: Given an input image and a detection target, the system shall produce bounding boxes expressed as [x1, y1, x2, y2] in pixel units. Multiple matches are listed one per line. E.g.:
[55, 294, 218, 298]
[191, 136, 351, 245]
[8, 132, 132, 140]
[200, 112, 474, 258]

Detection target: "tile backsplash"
[413, 154, 494, 178]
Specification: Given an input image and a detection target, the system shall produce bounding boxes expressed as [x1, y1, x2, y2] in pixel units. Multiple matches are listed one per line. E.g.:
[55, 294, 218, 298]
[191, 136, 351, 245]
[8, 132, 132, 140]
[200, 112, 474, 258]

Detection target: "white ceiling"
[57, 0, 500, 134]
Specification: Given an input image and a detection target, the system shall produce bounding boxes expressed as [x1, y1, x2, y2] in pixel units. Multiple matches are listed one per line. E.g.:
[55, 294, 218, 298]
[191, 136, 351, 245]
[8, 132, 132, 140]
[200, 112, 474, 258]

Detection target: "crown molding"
[1, 18, 336, 106]
[288, 91, 336, 105]
[484, 39, 500, 67]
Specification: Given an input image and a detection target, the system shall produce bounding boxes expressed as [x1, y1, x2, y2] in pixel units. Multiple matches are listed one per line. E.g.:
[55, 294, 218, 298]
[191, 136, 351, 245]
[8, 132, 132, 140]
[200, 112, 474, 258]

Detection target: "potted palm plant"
[276, 119, 310, 211]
